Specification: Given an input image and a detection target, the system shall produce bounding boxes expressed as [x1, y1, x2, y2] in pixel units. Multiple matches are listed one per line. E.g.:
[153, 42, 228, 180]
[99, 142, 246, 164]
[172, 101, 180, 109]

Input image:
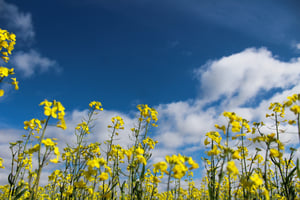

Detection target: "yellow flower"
[24, 118, 42, 132]
[290, 105, 300, 115]
[232, 150, 242, 160]
[111, 116, 125, 129]
[204, 138, 210, 145]
[124, 149, 132, 161]
[87, 159, 100, 168]
[288, 120, 296, 125]
[99, 172, 109, 181]
[28, 144, 40, 154]
[250, 173, 263, 188]
[42, 138, 56, 147]
[74, 180, 86, 188]
[40, 100, 66, 129]
[270, 149, 282, 158]
[0, 66, 9, 77]
[0, 158, 4, 169]
[135, 147, 144, 155]
[152, 176, 161, 183]
[39, 99, 53, 107]
[54, 146, 60, 156]
[262, 187, 269, 200]
[231, 121, 241, 132]
[9, 33, 16, 41]
[215, 124, 226, 134]
[89, 101, 103, 111]
[206, 131, 221, 144]
[173, 162, 188, 179]
[136, 155, 147, 165]
[227, 161, 239, 176]
[153, 161, 168, 174]
[187, 157, 199, 170]
[206, 145, 221, 156]
[255, 154, 264, 164]
[44, 106, 57, 118]
[57, 118, 67, 130]
[76, 122, 89, 133]
[143, 137, 158, 149]
[50, 158, 59, 163]
[137, 104, 158, 124]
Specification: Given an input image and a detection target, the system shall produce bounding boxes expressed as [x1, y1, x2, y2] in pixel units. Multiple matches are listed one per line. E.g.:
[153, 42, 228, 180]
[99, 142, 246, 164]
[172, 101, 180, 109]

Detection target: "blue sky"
[1, 0, 300, 185]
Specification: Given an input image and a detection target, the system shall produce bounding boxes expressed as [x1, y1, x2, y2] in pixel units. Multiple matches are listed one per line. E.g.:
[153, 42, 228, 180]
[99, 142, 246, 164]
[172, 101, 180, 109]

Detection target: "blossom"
[153, 161, 168, 174]
[270, 149, 282, 158]
[290, 105, 300, 115]
[250, 173, 263, 188]
[227, 161, 239, 176]
[42, 138, 56, 147]
[0, 158, 4, 169]
[89, 101, 103, 111]
[40, 99, 66, 130]
[187, 157, 199, 170]
[87, 159, 100, 168]
[232, 150, 242, 160]
[99, 172, 109, 181]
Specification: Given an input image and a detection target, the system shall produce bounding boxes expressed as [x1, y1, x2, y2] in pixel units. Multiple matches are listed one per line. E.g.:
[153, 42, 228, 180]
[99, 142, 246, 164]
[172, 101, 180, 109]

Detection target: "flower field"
[1, 28, 300, 200]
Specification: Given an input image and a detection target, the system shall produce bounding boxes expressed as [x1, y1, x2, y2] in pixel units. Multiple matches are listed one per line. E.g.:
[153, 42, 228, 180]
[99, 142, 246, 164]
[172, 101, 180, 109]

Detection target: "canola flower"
[0, 28, 18, 97]
[2, 27, 300, 200]
[1, 94, 300, 199]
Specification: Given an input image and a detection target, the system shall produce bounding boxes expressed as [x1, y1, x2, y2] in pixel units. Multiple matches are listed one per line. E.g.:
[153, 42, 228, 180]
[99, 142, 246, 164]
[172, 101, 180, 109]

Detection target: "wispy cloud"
[0, 0, 34, 42]
[91, 0, 299, 44]
[12, 50, 59, 77]
[174, 0, 298, 43]
[0, 0, 60, 78]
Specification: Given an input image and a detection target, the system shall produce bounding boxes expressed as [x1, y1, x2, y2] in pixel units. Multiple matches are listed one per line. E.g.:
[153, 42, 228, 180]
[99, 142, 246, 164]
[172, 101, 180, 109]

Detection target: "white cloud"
[195, 47, 300, 108]
[0, 0, 34, 42]
[153, 47, 300, 157]
[1, 47, 300, 187]
[0, 0, 60, 78]
[12, 50, 58, 77]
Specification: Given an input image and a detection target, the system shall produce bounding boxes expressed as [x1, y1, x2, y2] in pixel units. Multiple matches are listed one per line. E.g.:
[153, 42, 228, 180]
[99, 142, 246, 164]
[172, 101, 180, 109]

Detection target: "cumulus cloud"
[11, 50, 58, 77]
[195, 47, 300, 108]
[152, 47, 300, 160]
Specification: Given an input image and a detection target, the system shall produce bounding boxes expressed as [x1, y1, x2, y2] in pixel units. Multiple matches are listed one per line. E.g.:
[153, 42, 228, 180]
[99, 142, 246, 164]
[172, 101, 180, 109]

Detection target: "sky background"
[1, 0, 300, 185]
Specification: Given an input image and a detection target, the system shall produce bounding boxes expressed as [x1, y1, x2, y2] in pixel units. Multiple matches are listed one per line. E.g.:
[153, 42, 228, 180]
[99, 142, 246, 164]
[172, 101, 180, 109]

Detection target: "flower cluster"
[39, 99, 66, 130]
[0, 28, 18, 97]
[2, 27, 300, 200]
[137, 104, 158, 127]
